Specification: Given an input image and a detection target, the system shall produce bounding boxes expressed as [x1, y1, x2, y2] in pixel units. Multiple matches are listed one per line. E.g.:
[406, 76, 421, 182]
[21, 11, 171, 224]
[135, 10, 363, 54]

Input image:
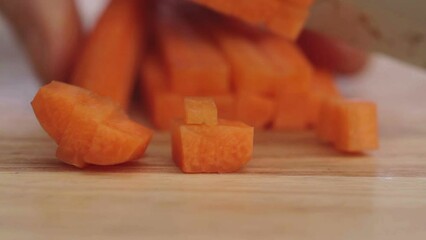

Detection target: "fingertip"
[298, 29, 369, 74]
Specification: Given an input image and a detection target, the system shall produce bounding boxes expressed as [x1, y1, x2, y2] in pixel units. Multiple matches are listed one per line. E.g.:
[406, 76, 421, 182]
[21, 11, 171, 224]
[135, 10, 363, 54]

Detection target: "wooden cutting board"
[1, 22, 426, 240]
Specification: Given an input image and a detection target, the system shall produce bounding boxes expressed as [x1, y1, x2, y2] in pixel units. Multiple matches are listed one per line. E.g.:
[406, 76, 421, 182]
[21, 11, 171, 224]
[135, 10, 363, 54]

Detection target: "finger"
[297, 29, 368, 74]
[0, 0, 82, 82]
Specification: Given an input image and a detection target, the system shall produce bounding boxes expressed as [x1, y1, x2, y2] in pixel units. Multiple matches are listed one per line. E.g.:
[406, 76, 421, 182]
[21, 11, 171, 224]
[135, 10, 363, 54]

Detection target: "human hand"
[0, 0, 367, 83]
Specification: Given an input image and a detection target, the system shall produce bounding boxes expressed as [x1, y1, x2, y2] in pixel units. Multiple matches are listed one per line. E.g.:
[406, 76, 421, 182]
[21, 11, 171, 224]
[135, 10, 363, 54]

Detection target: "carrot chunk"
[235, 93, 275, 128]
[172, 119, 253, 173]
[32, 81, 153, 168]
[140, 54, 185, 130]
[172, 97, 254, 173]
[214, 29, 281, 96]
[71, 0, 145, 108]
[273, 90, 311, 130]
[316, 97, 341, 143]
[157, 3, 230, 95]
[31, 81, 90, 143]
[191, 0, 309, 40]
[184, 97, 218, 125]
[335, 100, 379, 152]
[307, 68, 341, 126]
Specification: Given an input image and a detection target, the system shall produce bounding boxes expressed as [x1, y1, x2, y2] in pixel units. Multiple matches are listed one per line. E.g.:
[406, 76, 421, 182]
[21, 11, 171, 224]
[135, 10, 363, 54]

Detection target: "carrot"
[258, 35, 313, 94]
[212, 28, 281, 96]
[32, 81, 153, 168]
[31, 81, 91, 143]
[235, 92, 275, 128]
[140, 54, 185, 130]
[316, 97, 341, 143]
[184, 97, 218, 125]
[335, 100, 379, 152]
[71, 0, 145, 108]
[156, 3, 230, 95]
[190, 0, 309, 40]
[273, 90, 311, 130]
[172, 97, 254, 173]
[213, 94, 236, 120]
[306, 68, 341, 126]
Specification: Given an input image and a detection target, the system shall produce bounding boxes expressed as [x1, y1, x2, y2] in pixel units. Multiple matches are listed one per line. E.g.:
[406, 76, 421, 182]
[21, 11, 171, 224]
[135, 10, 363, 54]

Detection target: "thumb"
[0, 0, 83, 82]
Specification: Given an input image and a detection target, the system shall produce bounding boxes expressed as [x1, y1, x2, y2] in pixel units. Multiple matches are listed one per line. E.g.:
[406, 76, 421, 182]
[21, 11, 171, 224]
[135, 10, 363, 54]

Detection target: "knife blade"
[307, 0, 426, 68]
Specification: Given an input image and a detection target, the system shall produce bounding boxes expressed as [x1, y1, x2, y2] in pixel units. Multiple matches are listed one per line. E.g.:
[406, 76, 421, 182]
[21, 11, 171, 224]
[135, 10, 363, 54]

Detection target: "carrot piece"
[258, 35, 313, 94]
[184, 97, 218, 125]
[307, 68, 341, 126]
[71, 0, 145, 108]
[31, 81, 90, 143]
[335, 100, 379, 152]
[157, 4, 230, 95]
[32, 82, 153, 168]
[84, 113, 153, 165]
[140, 55, 185, 130]
[213, 94, 236, 120]
[171, 119, 254, 173]
[213, 29, 281, 96]
[316, 97, 341, 143]
[273, 90, 311, 130]
[190, 0, 309, 40]
[181, 4, 281, 96]
[235, 93, 275, 128]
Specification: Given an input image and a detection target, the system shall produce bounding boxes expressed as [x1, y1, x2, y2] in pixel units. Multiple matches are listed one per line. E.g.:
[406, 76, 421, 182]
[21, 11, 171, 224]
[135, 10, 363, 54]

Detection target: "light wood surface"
[1, 5, 426, 239]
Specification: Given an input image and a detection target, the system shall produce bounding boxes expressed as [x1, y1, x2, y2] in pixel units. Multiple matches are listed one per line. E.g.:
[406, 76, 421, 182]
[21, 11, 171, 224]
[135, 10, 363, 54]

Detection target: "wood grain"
[1, 10, 426, 239]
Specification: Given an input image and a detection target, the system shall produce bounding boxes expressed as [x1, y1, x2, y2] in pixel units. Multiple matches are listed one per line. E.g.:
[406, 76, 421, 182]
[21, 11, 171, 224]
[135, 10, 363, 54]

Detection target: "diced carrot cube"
[335, 100, 379, 152]
[171, 119, 253, 173]
[184, 97, 218, 125]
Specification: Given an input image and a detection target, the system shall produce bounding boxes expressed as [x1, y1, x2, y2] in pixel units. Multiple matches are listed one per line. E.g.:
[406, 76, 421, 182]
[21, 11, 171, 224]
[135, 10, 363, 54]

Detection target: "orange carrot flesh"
[140, 54, 185, 130]
[316, 97, 341, 143]
[258, 35, 313, 94]
[71, 0, 145, 108]
[307, 68, 341, 126]
[85, 113, 153, 165]
[235, 92, 275, 128]
[213, 94, 236, 120]
[56, 96, 120, 168]
[335, 100, 379, 152]
[213, 30, 282, 96]
[184, 97, 218, 125]
[172, 119, 254, 173]
[273, 90, 311, 130]
[32, 81, 153, 168]
[31, 81, 90, 143]
[157, 3, 230, 95]
[190, 0, 309, 40]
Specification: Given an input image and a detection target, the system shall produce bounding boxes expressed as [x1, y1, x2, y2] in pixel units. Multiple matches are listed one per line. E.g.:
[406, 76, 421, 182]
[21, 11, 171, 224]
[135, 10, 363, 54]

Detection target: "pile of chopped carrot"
[31, 0, 379, 170]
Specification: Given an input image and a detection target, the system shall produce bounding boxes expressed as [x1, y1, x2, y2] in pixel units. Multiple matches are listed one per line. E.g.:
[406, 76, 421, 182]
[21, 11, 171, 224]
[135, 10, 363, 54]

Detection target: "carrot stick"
[307, 68, 341, 126]
[71, 0, 145, 108]
[140, 54, 184, 130]
[156, 2, 230, 95]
